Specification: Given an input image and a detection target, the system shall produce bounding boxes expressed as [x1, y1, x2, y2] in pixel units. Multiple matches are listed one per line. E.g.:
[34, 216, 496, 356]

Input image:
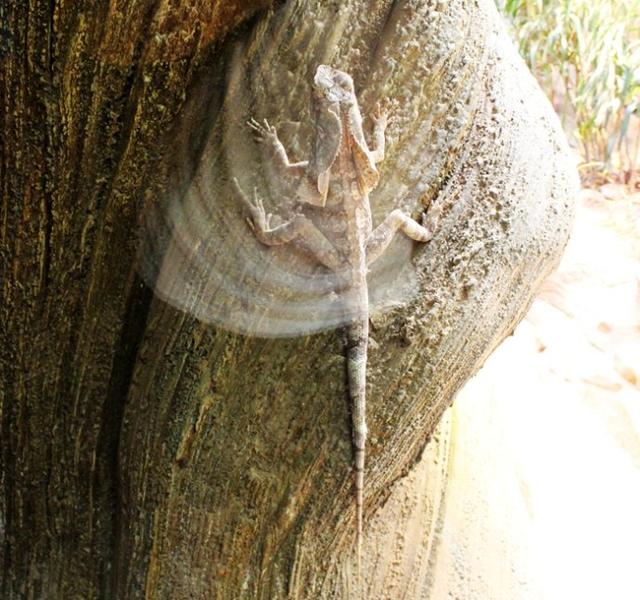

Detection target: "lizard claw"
[250, 187, 270, 231]
[247, 117, 278, 145]
[373, 100, 393, 129]
[246, 118, 264, 140]
[233, 177, 270, 232]
[373, 102, 389, 121]
[421, 203, 441, 233]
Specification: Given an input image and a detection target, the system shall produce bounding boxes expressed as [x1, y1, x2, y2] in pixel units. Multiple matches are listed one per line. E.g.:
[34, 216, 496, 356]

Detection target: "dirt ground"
[428, 185, 640, 599]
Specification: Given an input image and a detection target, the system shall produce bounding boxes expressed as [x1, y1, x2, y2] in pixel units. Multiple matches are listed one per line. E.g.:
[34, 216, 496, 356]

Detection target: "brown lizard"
[234, 64, 434, 576]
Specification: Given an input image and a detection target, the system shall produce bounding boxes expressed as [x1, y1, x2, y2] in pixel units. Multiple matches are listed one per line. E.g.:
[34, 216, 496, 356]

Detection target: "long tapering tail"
[346, 315, 369, 578]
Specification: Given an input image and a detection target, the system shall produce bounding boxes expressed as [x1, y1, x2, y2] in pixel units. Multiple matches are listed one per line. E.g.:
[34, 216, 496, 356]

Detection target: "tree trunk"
[1, 1, 576, 598]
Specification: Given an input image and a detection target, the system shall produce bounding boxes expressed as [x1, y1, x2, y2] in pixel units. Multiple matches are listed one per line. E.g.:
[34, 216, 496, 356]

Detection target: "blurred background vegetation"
[498, 0, 640, 184]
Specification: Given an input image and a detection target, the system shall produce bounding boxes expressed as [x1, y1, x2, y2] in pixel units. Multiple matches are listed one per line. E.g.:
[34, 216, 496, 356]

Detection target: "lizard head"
[311, 64, 380, 194]
[313, 65, 355, 104]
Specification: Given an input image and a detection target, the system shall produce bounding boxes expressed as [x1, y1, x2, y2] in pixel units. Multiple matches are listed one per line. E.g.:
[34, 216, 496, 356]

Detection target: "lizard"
[233, 64, 434, 577]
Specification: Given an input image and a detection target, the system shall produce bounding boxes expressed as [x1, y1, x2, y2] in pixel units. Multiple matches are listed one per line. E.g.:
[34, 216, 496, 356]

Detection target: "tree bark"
[1, 1, 576, 598]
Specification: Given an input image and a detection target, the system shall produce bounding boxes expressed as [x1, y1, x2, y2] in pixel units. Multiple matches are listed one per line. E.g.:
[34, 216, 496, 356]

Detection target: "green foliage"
[499, 0, 640, 176]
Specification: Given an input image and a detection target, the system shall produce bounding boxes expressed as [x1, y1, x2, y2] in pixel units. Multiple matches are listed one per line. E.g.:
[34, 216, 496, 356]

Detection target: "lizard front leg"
[369, 104, 389, 164]
[248, 118, 326, 207]
[233, 179, 343, 271]
[248, 118, 309, 177]
[366, 209, 433, 265]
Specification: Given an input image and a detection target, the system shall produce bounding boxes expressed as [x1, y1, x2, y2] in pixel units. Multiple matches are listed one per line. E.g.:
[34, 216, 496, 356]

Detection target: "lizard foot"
[372, 102, 390, 129]
[247, 117, 279, 146]
[233, 178, 273, 233]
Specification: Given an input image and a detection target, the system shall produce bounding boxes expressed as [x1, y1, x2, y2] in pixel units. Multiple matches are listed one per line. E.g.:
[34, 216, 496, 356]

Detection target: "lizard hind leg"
[365, 209, 433, 265]
[233, 179, 298, 245]
[233, 179, 343, 271]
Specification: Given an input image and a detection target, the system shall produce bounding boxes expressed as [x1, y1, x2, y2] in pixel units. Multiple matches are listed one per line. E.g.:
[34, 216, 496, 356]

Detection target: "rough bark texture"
[0, 1, 576, 599]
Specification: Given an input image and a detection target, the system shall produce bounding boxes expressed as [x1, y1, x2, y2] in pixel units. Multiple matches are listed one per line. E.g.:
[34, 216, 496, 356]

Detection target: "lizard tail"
[346, 316, 368, 580]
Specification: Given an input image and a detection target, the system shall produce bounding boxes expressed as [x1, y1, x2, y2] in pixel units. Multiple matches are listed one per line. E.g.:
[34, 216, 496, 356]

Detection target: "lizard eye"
[314, 65, 335, 89]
